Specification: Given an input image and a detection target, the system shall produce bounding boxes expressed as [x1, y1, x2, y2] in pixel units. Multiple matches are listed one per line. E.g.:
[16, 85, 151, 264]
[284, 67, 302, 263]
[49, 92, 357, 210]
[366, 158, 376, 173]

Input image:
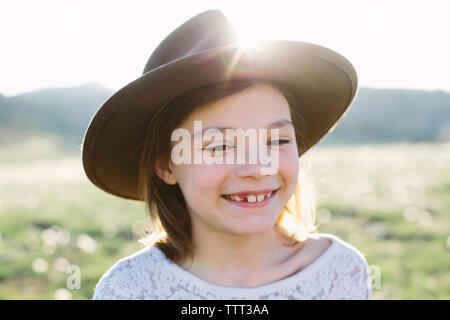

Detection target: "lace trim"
[92, 233, 371, 300]
[158, 233, 340, 296]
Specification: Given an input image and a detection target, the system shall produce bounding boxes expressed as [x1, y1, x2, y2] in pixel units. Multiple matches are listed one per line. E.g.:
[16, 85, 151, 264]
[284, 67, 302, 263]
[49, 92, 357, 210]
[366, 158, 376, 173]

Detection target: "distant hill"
[0, 82, 113, 147]
[321, 87, 450, 145]
[0, 83, 449, 149]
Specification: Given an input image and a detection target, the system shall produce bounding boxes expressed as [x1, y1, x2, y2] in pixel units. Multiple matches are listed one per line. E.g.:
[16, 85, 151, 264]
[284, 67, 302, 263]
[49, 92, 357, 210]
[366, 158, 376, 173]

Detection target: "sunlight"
[219, 27, 270, 80]
[236, 28, 268, 52]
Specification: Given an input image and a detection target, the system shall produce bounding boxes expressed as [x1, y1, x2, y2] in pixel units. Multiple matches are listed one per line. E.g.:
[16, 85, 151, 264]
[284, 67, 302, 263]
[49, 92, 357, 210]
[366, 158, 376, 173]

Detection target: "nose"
[233, 146, 276, 178]
[234, 162, 273, 179]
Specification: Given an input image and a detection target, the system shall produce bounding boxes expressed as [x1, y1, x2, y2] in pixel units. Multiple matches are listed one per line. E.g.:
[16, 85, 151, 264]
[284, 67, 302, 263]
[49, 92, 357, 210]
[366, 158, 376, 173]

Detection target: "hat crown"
[143, 10, 238, 74]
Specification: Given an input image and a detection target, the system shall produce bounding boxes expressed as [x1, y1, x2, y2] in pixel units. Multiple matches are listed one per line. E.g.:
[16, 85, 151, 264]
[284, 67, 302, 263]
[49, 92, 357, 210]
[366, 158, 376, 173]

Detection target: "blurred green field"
[0, 135, 449, 299]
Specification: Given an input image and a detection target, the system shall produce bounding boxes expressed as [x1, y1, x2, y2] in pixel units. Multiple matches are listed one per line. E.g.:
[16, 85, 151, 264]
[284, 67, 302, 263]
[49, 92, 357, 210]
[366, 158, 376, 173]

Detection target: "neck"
[179, 223, 298, 287]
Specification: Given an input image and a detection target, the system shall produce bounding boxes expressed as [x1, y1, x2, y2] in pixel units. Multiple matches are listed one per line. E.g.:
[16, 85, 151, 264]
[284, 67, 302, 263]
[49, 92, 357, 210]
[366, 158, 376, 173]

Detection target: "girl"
[83, 10, 371, 299]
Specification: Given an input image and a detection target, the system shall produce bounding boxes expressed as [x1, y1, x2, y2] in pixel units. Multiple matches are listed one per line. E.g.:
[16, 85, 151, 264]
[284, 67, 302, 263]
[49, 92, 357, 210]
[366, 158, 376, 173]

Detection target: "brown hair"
[136, 78, 318, 264]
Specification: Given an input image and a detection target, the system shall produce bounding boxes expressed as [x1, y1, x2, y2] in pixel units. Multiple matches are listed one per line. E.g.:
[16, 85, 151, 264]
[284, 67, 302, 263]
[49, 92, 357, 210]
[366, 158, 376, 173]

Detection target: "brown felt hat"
[81, 9, 358, 201]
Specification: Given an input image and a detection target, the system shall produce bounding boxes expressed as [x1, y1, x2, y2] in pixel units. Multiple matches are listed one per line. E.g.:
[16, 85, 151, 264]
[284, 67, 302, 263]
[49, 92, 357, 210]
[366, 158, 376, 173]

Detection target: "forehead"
[181, 84, 292, 130]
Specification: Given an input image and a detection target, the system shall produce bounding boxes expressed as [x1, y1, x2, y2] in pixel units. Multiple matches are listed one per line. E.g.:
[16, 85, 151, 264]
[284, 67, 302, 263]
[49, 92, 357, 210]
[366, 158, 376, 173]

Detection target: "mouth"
[221, 188, 279, 208]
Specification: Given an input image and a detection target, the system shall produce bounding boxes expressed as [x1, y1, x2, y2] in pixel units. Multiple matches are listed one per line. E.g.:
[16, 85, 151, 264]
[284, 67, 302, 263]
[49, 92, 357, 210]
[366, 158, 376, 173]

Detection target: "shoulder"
[92, 245, 159, 300]
[316, 233, 372, 299]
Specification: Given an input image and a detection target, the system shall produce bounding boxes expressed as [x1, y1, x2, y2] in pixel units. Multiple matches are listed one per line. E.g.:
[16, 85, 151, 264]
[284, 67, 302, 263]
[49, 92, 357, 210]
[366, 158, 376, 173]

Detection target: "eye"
[203, 143, 233, 153]
[268, 138, 291, 146]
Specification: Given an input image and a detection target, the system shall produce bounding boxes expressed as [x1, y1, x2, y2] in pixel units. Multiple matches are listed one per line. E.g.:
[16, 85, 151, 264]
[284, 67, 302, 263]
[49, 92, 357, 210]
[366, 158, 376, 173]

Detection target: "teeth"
[230, 195, 243, 201]
[226, 191, 275, 203]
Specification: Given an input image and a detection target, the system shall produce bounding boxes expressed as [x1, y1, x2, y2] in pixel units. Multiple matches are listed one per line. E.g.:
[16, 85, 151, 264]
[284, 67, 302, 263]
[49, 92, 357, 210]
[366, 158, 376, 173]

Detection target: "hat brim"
[82, 40, 358, 201]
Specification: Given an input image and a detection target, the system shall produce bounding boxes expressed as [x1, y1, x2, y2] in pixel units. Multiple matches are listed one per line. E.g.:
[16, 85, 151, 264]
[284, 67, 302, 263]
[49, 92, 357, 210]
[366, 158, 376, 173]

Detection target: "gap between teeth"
[226, 192, 272, 202]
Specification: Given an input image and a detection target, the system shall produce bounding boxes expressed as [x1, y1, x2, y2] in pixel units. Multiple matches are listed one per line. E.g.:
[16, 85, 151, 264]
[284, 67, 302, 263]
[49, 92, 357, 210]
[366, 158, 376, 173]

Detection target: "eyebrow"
[192, 119, 294, 139]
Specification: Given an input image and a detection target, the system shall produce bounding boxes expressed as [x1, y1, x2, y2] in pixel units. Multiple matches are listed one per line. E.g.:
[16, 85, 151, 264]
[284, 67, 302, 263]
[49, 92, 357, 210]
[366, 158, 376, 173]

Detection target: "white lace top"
[92, 233, 371, 300]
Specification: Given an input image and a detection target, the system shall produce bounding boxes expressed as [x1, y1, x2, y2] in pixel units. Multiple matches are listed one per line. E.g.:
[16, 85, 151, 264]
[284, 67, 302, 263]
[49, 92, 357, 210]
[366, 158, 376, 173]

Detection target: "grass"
[0, 137, 449, 299]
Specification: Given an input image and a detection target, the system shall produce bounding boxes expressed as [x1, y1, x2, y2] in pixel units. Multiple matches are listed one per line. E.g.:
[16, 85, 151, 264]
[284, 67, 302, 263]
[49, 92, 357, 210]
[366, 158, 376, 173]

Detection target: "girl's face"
[163, 84, 299, 237]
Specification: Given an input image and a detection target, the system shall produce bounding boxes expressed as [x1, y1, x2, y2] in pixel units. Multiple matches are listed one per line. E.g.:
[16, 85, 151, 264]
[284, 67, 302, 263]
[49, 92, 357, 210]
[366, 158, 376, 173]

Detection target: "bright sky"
[1, 0, 449, 96]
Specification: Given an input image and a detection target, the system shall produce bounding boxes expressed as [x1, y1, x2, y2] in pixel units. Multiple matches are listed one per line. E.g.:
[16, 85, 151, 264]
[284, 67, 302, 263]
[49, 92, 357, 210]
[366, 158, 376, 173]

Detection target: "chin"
[229, 220, 275, 236]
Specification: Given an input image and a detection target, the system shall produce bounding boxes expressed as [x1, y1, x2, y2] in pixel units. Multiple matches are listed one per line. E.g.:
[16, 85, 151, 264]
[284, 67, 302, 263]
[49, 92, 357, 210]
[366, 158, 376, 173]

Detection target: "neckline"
[152, 233, 341, 296]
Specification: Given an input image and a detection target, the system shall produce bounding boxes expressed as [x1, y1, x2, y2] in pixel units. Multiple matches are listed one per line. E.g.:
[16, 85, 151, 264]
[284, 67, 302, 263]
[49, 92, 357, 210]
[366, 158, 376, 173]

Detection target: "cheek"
[175, 164, 229, 206]
[278, 148, 299, 188]
[194, 164, 228, 195]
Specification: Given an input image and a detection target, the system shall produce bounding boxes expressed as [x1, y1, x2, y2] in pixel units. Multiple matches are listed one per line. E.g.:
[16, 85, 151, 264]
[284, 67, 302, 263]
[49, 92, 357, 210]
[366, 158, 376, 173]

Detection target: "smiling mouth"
[221, 189, 279, 203]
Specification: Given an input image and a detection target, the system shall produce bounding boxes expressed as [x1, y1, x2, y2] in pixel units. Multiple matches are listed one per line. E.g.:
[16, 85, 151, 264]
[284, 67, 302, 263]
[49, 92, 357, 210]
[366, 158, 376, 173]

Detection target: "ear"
[154, 155, 177, 185]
